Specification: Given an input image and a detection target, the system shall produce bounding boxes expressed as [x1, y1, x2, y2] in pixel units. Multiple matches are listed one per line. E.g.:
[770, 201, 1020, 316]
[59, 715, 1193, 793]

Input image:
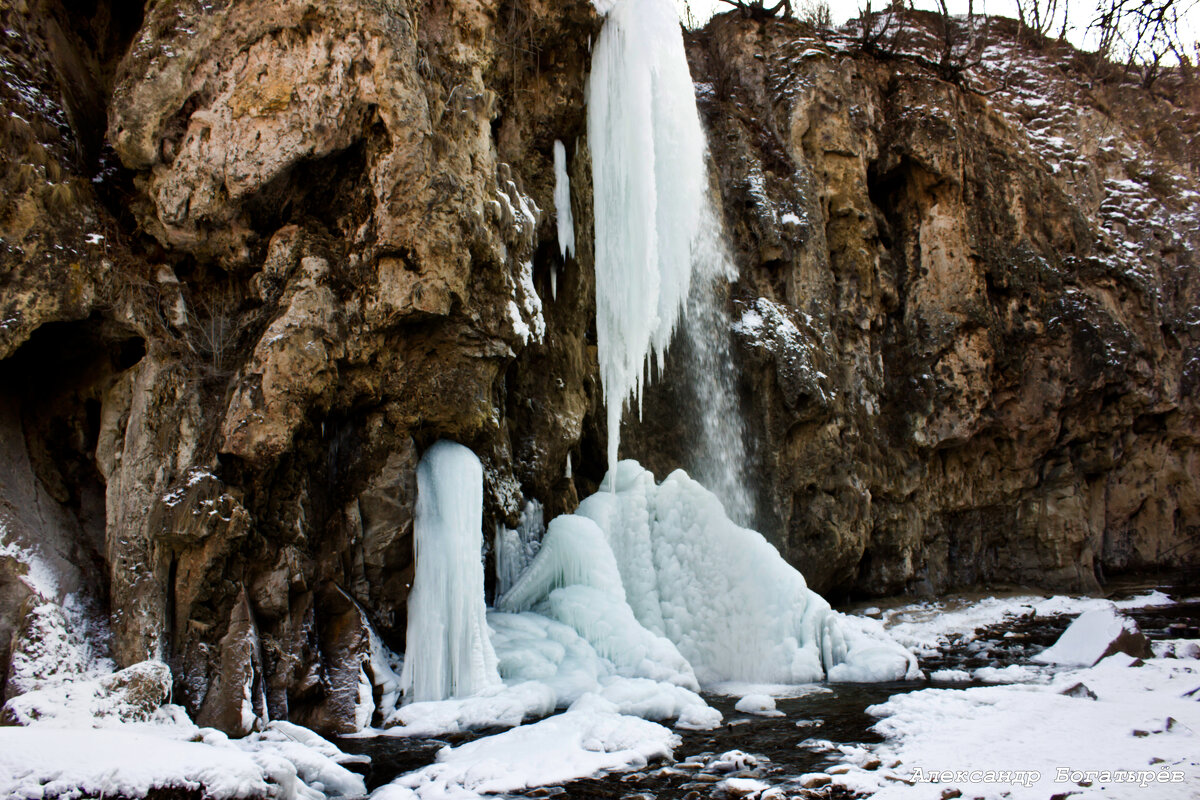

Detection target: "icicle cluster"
[587, 0, 706, 480]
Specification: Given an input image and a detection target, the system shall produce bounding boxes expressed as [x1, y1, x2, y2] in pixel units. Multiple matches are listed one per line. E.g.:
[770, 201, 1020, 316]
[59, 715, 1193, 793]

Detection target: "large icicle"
[399, 441, 500, 703]
[588, 0, 706, 481]
[553, 140, 575, 264]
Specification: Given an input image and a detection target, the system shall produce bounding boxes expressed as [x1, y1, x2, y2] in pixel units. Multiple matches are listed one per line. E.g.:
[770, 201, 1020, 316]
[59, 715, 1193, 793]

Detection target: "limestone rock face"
[2, 0, 600, 735]
[683, 14, 1200, 596]
[1, 0, 1197, 737]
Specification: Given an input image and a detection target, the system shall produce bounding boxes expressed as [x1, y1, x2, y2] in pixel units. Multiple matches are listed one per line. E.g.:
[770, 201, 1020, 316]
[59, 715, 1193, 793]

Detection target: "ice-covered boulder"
[1033, 606, 1152, 667]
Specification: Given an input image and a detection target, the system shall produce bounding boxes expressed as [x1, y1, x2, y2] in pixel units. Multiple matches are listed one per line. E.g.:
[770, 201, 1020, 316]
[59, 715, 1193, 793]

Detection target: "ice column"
[588, 0, 706, 481]
[399, 441, 500, 702]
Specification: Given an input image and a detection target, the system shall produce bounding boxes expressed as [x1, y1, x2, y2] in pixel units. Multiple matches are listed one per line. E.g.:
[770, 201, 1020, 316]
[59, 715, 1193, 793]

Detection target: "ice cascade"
[506, 460, 919, 686]
[587, 0, 706, 481]
[399, 441, 500, 702]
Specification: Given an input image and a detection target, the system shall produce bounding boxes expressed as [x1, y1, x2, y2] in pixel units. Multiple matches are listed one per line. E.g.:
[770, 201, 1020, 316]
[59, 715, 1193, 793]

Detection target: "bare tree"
[930, 0, 990, 80]
[717, 0, 795, 19]
[796, 0, 833, 28]
[1090, 0, 1189, 87]
[854, 0, 910, 57]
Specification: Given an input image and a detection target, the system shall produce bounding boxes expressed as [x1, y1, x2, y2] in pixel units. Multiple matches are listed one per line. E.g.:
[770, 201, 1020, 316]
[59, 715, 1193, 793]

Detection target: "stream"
[336, 579, 1199, 798]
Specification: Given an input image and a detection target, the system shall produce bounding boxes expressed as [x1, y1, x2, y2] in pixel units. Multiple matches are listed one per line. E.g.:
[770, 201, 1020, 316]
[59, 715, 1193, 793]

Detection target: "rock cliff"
[1, 0, 1196, 734]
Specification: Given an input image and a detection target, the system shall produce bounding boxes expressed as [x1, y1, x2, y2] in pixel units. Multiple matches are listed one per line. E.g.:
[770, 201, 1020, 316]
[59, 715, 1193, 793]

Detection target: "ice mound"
[572, 461, 919, 684]
[391, 447, 915, 742]
[375, 703, 678, 800]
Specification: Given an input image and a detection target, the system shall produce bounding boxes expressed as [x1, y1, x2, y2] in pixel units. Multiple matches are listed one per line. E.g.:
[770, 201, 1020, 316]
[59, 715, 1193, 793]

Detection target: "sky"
[675, 0, 1200, 58]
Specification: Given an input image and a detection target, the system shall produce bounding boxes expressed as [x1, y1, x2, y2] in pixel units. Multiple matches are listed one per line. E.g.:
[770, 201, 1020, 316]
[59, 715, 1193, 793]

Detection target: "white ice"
[587, 0, 706, 480]
[494, 500, 544, 599]
[399, 441, 500, 703]
[553, 139, 575, 268]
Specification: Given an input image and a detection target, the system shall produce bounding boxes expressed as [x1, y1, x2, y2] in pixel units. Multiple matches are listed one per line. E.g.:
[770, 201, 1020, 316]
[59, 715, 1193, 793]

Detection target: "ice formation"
[587, 0, 706, 481]
[376, 701, 679, 800]
[518, 461, 918, 686]
[399, 441, 500, 702]
[493, 500, 544, 599]
[397, 448, 913, 731]
[553, 139, 575, 267]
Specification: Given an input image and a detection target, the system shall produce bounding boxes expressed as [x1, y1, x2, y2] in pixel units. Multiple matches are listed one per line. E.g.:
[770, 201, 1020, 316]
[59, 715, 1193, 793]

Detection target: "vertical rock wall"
[0, 0, 1196, 735]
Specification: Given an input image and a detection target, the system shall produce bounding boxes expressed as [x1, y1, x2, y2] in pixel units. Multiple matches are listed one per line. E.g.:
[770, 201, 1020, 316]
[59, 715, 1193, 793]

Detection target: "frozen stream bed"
[337, 582, 1200, 800]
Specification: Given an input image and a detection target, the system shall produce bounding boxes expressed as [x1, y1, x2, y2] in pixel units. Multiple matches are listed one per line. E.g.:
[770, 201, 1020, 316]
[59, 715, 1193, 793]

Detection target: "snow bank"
[0, 713, 367, 800]
[0, 728, 270, 800]
[374, 703, 678, 800]
[828, 652, 1200, 799]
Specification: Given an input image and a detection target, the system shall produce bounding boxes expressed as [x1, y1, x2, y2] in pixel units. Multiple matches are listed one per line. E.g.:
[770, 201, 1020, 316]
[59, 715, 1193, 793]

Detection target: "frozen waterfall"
[392, 0, 918, 740]
[507, 460, 918, 686]
[588, 0, 706, 482]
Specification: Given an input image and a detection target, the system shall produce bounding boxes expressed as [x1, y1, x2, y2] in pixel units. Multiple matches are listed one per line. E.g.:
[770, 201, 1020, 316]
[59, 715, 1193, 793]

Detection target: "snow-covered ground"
[818, 592, 1200, 800]
[1, 588, 1194, 800]
[0, 716, 369, 800]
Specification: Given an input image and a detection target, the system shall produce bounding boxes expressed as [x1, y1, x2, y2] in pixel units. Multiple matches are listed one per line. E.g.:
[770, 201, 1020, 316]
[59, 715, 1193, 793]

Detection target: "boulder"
[1033, 607, 1152, 667]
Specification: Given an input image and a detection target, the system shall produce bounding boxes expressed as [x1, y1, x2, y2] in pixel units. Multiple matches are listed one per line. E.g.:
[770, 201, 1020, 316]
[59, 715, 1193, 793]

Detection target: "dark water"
[336, 581, 1200, 798]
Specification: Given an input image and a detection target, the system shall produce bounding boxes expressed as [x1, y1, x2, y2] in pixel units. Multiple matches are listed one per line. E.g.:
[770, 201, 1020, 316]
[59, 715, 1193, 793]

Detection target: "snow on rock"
[400, 441, 501, 703]
[716, 776, 771, 797]
[1032, 606, 1151, 667]
[239, 722, 368, 798]
[972, 664, 1048, 684]
[1, 659, 171, 726]
[588, 0, 706, 480]
[879, 591, 1171, 657]
[732, 297, 831, 413]
[373, 703, 679, 800]
[0, 720, 368, 800]
[733, 694, 783, 717]
[3, 596, 113, 698]
[383, 681, 557, 737]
